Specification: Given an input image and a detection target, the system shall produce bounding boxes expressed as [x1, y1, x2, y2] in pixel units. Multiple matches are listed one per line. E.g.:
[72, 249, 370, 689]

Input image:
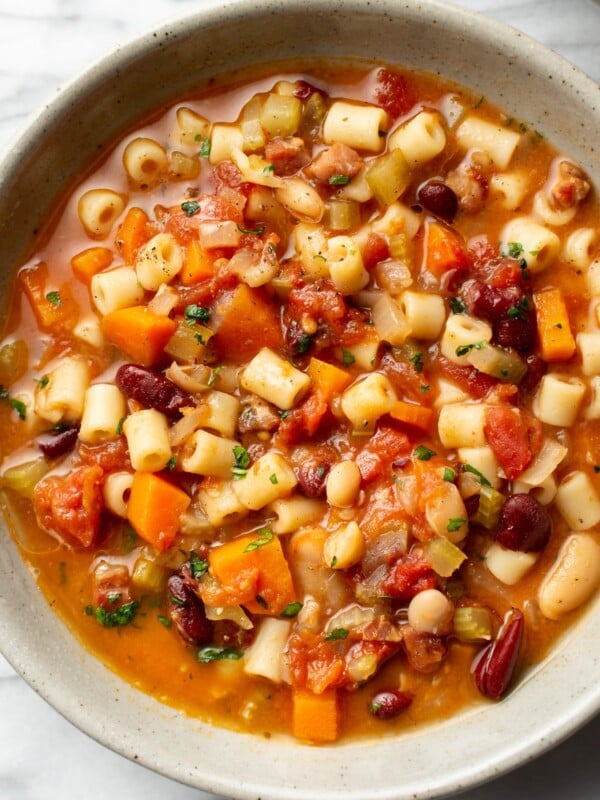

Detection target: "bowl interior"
[0, 1, 599, 798]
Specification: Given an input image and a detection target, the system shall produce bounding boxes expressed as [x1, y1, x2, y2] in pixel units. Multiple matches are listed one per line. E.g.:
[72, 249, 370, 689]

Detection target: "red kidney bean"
[167, 575, 213, 646]
[496, 494, 551, 552]
[368, 690, 413, 719]
[417, 180, 458, 223]
[520, 354, 547, 394]
[296, 457, 331, 498]
[495, 314, 537, 352]
[37, 426, 79, 459]
[472, 607, 524, 698]
[116, 364, 192, 417]
[463, 280, 521, 321]
[294, 80, 321, 99]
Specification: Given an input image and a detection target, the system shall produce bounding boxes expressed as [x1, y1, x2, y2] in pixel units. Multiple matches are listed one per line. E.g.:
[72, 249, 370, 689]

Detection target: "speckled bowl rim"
[0, 1, 599, 799]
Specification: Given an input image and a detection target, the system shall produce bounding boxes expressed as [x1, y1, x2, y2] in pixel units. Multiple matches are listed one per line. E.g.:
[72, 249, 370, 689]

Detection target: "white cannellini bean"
[407, 589, 454, 634]
[538, 533, 600, 620]
[326, 460, 361, 508]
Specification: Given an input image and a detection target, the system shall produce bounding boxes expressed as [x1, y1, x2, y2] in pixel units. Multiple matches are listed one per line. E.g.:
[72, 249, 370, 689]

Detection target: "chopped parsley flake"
[463, 463, 492, 487]
[281, 601, 303, 618]
[504, 241, 524, 259]
[199, 137, 211, 158]
[243, 526, 274, 552]
[410, 351, 424, 373]
[269, 473, 278, 485]
[167, 454, 177, 470]
[181, 200, 200, 217]
[341, 348, 356, 366]
[116, 417, 124, 435]
[232, 445, 251, 480]
[443, 467, 456, 482]
[507, 296, 530, 321]
[90, 600, 139, 628]
[447, 517, 467, 533]
[413, 445, 436, 461]
[449, 297, 465, 314]
[456, 341, 487, 357]
[237, 223, 266, 235]
[36, 375, 49, 389]
[420, 384, 431, 393]
[189, 551, 209, 579]
[324, 627, 349, 642]
[157, 615, 172, 628]
[296, 334, 312, 354]
[278, 409, 290, 420]
[45, 290, 62, 307]
[197, 646, 243, 663]
[263, 163, 275, 174]
[328, 174, 351, 186]
[207, 365, 222, 387]
[0, 386, 26, 420]
[184, 304, 211, 324]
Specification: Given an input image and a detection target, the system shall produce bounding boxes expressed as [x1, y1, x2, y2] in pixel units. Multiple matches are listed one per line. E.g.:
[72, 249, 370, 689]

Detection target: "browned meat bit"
[401, 625, 447, 673]
[305, 143, 364, 184]
[445, 151, 491, 214]
[238, 394, 281, 434]
[92, 560, 132, 609]
[550, 160, 591, 209]
[264, 136, 310, 176]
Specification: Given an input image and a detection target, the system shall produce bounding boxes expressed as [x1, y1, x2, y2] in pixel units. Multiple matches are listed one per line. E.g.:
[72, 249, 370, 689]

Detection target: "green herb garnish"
[243, 526, 274, 552]
[296, 334, 312, 354]
[456, 341, 487, 357]
[328, 174, 351, 186]
[232, 444, 251, 480]
[92, 600, 139, 628]
[184, 304, 211, 324]
[442, 467, 456, 482]
[324, 627, 349, 642]
[447, 517, 467, 533]
[181, 200, 200, 217]
[410, 351, 424, 373]
[199, 138, 211, 158]
[197, 646, 243, 663]
[341, 349, 356, 366]
[281, 601, 303, 618]
[449, 297, 465, 314]
[237, 223, 266, 235]
[413, 445, 436, 461]
[46, 290, 62, 307]
[463, 463, 492, 487]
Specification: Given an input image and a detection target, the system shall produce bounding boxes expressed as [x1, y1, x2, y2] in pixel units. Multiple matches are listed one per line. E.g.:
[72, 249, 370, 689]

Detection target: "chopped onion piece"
[424, 536, 466, 578]
[517, 438, 568, 487]
[165, 362, 211, 394]
[1, 458, 50, 499]
[206, 604, 254, 631]
[372, 292, 410, 346]
[324, 603, 375, 636]
[169, 407, 207, 447]
[453, 606, 492, 642]
[148, 284, 179, 316]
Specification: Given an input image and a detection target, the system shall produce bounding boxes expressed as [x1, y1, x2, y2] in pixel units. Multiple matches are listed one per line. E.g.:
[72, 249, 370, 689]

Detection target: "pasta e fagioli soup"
[1, 60, 599, 743]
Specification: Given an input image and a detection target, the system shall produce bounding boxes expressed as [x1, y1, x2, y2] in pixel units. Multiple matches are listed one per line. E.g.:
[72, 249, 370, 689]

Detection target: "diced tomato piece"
[165, 212, 200, 245]
[437, 355, 498, 400]
[484, 405, 543, 479]
[33, 465, 104, 548]
[373, 68, 417, 119]
[286, 630, 346, 694]
[356, 425, 410, 483]
[382, 554, 438, 601]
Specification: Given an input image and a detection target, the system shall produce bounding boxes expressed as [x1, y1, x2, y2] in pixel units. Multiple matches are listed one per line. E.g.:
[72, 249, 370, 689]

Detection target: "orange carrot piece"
[389, 400, 434, 430]
[208, 530, 296, 615]
[424, 220, 470, 276]
[292, 689, 340, 743]
[115, 207, 150, 264]
[101, 306, 177, 366]
[19, 262, 78, 330]
[181, 240, 216, 286]
[533, 288, 576, 361]
[71, 246, 114, 283]
[127, 472, 190, 552]
[212, 283, 284, 361]
[307, 357, 353, 405]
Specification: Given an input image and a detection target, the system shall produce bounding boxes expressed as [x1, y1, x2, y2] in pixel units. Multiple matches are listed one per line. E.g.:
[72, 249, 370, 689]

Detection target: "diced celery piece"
[366, 149, 410, 206]
[388, 232, 409, 261]
[453, 606, 492, 642]
[132, 556, 165, 594]
[473, 484, 504, 529]
[467, 343, 527, 384]
[424, 535, 467, 578]
[260, 94, 302, 138]
[1, 459, 49, 499]
[165, 321, 212, 364]
[324, 200, 361, 231]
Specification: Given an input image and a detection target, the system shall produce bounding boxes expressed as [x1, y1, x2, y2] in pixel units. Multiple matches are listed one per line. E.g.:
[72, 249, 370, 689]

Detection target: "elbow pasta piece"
[489, 171, 528, 210]
[576, 332, 600, 376]
[199, 390, 241, 439]
[538, 533, 600, 620]
[532, 190, 577, 227]
[327, 235, 369, 294]
[208, 123, 244, 164]
[175, 106, 210, 147]
[400, 290, 446, 340]
[439, 314, 493, 365]
[232, 452, 298, 511]
[122, 137, 168, 186]
[388, 111, 447, 166]
[91, 266, 145, 315]
[500, 217, 561, 273]
[78, 189, 126, 240]
[197, 477, 248, 528]
[438, 403, 487, 448]
[485, 542, 538, 586]
[244, 618, 291, 683]
[268, 495, 327, 535]
[122, 408, 172, 472]
[555, 471, 600, 530]
[340, 373, 397, 433]
[562, 227, 598, 268]
[322, 101, 389, 153]
[534, 373, 586, 427]
[241, 347, 311, 410]
[457, 446, 501, 489]
[135, 233, 183, 291]
[72, 313, 104, 349]
[180, 430, 240, 479]
[103, 470, 134, 518]
[455, 115, 520, 169]
[79, 383, 127, 445]
[34, 356, 90, 424]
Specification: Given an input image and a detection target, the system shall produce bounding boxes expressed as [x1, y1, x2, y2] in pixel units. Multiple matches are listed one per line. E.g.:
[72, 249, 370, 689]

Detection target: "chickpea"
[407, 589, 454, 635]
[326, 460, 361, 508]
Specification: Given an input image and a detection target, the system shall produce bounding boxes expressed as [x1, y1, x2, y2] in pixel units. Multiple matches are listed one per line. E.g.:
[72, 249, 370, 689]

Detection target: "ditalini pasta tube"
[122, 409, 172, 472]
[34, 356, 90, 425]
[241, 347, 311, 410]
[79, 384, 127, 444]
[323, 101, 389, 152]
[232, 452, 298, 510]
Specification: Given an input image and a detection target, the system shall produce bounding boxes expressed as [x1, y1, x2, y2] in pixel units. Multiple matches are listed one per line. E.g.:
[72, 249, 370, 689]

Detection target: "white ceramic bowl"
[0, 2, 599, 798]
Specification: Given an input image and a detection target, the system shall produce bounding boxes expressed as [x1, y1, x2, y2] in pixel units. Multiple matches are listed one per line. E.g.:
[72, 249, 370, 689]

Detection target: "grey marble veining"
[0, 1, 599, 799]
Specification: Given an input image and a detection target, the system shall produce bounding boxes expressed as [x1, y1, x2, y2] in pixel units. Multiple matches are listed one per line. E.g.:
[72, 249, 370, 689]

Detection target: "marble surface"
[0, 1, 599, 799]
